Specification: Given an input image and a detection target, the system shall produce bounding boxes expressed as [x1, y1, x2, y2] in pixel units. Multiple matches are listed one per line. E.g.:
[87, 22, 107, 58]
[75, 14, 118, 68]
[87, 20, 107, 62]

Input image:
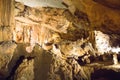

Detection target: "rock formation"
[0, 0, 120, 80]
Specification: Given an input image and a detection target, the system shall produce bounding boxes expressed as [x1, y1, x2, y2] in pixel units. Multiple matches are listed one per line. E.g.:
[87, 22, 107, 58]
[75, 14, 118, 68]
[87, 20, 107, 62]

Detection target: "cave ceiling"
[94, 0, 120, 9]
[15, 0, 67, 8]
[14, 0, 120, 35]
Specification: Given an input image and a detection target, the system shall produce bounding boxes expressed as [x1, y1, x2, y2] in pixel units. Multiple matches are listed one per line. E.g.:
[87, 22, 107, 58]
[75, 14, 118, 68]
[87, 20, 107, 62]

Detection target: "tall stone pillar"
[0, 0, 14, 41]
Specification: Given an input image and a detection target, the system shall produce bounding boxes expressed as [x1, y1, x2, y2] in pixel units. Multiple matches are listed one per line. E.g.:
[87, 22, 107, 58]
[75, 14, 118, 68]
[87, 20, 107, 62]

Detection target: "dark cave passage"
[91, 69, 120, 80]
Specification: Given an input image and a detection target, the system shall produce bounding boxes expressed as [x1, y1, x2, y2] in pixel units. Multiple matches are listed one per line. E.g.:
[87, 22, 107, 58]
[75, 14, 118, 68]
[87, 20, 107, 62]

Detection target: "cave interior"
[0, 0, 120, 80]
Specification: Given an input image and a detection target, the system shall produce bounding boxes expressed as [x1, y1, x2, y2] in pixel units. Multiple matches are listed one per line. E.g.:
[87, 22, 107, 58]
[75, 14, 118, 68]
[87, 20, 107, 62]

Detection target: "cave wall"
[1, 0, 120, 80]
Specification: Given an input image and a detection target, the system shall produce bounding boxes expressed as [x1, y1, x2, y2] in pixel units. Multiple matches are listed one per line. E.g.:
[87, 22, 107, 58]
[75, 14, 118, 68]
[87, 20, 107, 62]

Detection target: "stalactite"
[89, 31, 96, 49]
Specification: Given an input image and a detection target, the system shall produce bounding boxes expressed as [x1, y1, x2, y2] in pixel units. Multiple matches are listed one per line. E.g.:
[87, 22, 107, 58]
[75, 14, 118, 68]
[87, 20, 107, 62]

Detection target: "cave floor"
[1, 43, 120, 80]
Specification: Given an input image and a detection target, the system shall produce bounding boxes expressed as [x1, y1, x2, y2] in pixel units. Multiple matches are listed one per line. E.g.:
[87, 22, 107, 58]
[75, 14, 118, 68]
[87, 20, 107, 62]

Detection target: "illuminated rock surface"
[0, 0, 120, 80]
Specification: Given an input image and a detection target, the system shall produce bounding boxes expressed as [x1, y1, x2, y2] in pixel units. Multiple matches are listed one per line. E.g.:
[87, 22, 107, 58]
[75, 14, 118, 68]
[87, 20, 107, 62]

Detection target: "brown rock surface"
[94, 0, 120, 9]
[14, 59, 34, 80]
[1, 0, 120, 80]
[0, 41, 17, 78]
[64, 0, 120, 34]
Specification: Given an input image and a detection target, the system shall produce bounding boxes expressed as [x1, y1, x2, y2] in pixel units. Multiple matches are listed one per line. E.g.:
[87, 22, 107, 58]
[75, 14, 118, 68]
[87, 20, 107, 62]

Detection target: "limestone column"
[0, 0, 14, 41]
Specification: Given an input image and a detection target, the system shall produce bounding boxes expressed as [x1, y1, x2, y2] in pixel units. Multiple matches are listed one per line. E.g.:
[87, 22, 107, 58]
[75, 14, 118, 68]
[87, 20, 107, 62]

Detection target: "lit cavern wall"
[1, 0, 120, 80]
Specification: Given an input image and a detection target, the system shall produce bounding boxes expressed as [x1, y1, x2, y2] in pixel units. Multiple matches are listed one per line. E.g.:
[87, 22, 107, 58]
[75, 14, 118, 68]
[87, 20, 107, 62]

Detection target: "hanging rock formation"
[0, 0, 120, 80]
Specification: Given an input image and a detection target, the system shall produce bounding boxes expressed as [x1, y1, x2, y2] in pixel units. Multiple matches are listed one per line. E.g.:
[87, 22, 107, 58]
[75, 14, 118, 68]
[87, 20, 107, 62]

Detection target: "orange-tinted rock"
[64, 0, 120, 34]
